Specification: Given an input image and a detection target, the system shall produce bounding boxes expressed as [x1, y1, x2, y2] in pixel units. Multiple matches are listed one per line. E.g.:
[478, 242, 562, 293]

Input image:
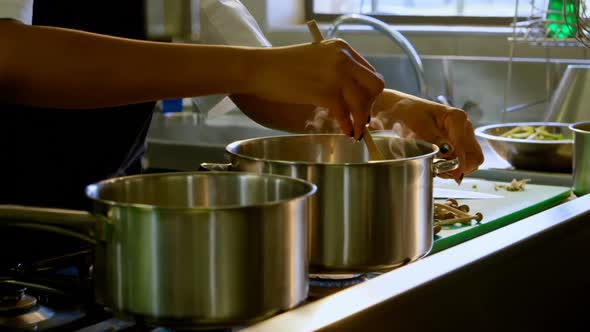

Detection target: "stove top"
[0, 244, 102, 332]
[0, 278, 232, 332]
[0, 240, 175, 332]
[0, 227, 380, 331]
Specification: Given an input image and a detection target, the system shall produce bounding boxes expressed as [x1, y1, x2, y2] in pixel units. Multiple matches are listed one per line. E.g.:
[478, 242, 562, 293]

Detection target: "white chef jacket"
[196, 0, 272, 116]
[0, 0, 272, 115]
[0, 0, 269, 46]
[0, 0, 32, 24]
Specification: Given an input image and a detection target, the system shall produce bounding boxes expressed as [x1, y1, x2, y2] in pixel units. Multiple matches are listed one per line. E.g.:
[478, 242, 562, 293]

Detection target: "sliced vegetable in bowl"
[475, 122, 573, 172]
[499, 125, 571, 141]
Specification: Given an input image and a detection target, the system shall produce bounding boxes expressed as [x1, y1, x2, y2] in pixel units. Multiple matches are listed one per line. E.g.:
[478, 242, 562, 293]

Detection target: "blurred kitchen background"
[141, 0, 590, 170]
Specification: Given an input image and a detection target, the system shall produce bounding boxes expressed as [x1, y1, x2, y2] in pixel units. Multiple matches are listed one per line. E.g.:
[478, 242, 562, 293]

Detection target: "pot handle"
[432, 158, 460, 176]
[0, 205, 107, 244]
[199, 162, 232, 171]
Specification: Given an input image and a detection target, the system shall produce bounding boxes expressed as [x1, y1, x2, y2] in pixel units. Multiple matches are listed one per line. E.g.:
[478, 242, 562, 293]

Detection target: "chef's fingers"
[343, 50, 385, 100]
[461, 120, 485, 174]
[429, 135, 457, 180]
[339, 40, 377, 72]
[327, 97, 354, 137]
[343, 81, 371, 140]
[437, 173, 455, 180]
[441, 109, 469, 183]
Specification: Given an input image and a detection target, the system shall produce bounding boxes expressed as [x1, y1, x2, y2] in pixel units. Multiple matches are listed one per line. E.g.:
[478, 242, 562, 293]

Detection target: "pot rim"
[225, 134, 439, 166]
[85, 171, 317, 211]
[569, 121, 590, 134]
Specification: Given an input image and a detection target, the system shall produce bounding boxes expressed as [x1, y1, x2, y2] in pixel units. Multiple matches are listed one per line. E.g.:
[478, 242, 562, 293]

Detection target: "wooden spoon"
[306, 20, 385, 161]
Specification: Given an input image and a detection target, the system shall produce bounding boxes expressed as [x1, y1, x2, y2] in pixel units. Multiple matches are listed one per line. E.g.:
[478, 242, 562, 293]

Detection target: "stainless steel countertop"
[243, 194, 590, 331]
[146, 112, 586, 330]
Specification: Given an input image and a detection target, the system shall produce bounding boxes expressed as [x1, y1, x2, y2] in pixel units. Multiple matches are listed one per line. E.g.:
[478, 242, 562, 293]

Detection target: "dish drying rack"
[502, 0, 589, 122]
[508, 0, 586, 47]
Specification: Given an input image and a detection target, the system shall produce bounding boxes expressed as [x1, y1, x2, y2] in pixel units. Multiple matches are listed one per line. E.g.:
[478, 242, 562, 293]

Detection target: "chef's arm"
[371, 88, 448, 114]
[229, 94, 316, 133]
[229, 89, 412, 133]
[0, 20, 260, 108]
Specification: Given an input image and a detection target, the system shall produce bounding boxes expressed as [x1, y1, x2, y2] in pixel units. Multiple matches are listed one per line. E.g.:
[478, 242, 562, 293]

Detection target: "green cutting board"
[430, 177, 572, 254]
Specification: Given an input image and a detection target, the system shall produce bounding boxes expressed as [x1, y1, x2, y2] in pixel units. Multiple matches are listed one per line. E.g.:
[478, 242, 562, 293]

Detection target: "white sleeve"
[0, 0, 33, 24]
[199, 0, 271, 47]
[192, 0, 271, 119]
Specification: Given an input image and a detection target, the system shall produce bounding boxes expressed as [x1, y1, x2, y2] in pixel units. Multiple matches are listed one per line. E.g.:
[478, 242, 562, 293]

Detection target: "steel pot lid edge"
[85, 171, 317, 212]
[225, 133, 440, 166]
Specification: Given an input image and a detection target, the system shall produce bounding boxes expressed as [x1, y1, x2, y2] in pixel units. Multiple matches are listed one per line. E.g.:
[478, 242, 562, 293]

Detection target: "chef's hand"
[370, 91, 484, 183]
[247, 39, 385, 139]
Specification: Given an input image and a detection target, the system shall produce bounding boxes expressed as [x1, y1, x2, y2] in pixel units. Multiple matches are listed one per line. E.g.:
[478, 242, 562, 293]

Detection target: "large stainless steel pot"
[0, 171, 316, 329]
[201, 134, 458, 274]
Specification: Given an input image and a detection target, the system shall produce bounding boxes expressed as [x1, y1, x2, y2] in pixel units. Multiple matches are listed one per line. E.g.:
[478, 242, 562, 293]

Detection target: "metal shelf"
[506, 1, 584, 48]
[501, 1, 586, 123]
[508, 36, 584, 47]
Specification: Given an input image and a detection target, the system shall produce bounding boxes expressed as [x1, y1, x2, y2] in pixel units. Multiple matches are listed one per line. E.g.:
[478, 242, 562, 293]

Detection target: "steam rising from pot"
[371, 110, 421, 160]
[304, 107, 340, 134]
[303, 107, 425, 161]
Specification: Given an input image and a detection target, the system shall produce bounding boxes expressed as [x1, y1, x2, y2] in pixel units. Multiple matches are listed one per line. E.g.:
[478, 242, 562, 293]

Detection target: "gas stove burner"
[309, 273, 365, 284]
[76, 317, 238, 332]
[0, 284, 28, 305]
[0, 291, 38, 313]
[0, 284, 55, 330]
[308, 274, 369, 299]
[0, 303, 55, 331]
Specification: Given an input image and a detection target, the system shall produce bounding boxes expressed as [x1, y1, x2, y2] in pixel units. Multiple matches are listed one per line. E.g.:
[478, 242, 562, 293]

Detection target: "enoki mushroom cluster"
[433, 199, 483, 234]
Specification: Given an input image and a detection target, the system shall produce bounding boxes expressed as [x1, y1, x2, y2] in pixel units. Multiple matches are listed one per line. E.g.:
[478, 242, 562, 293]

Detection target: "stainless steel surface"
[441, 57, 454, 106]
[475, 122, 573, 172]
[0, 304, 55, 328]
[0, 205, 98, 243]
[325, 14, 428, 98]
[0, 172, 316, 329]
[242, 194, 590, 332]
[545, 65, 590, 123]
[472, 136, 573, 187]
[502, 98, 547, 113]
[213, 134, 456, 274]
[570, 121, 590, 196]
[145, 112, 287, 171]
[433, 158, 459, 175]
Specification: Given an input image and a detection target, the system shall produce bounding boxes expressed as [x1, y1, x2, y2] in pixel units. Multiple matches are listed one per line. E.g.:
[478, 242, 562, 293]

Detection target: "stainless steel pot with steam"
[201, 134, 458, 274]
[0, 171, 316, 329]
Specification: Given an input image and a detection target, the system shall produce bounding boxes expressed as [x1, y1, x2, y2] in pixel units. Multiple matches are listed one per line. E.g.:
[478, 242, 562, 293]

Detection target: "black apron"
[0, 0, 154, 210]
[0, 0, 155, 267]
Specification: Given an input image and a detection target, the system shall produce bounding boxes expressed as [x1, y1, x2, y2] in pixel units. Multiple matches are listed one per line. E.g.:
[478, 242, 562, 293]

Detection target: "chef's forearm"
[0, 20, 256, 109]
[231, 89, 433, 133]
[372, 88, 443, 115]
[230, 94, 317, 133]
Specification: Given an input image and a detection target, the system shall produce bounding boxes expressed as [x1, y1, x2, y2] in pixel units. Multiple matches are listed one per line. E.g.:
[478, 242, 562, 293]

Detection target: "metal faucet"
[326, 13, 428, 99]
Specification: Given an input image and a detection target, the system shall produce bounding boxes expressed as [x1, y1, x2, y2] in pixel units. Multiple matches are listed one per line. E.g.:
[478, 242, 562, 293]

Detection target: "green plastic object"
[546, 0, 578, 39]
[430, 179, 572, 255]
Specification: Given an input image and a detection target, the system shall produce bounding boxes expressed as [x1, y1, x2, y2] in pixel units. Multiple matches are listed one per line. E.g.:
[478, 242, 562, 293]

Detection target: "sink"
[147, 112, 287, 146]
[145, 112, 287, 171]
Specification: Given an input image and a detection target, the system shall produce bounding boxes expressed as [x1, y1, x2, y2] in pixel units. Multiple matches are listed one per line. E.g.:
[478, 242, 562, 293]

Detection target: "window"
[305, 0, 547, 25]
